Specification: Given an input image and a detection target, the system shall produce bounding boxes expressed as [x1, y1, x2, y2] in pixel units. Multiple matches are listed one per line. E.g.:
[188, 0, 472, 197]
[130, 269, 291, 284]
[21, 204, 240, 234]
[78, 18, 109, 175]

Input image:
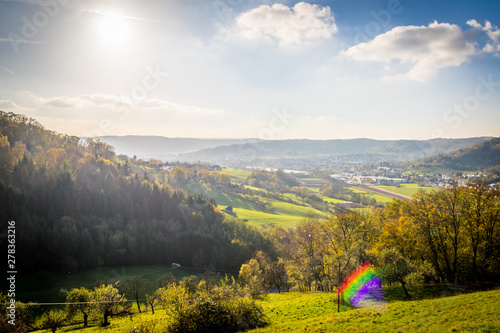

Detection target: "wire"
[5, 300, 147, 306]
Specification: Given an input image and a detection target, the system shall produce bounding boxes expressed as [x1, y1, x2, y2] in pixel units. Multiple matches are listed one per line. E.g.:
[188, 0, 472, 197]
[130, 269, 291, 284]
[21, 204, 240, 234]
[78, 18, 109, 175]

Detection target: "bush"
[230, 297, 268, 331]
[40, 309, 67, 333]
[168, 298, 236, 333]
[164, 282, 268, 333]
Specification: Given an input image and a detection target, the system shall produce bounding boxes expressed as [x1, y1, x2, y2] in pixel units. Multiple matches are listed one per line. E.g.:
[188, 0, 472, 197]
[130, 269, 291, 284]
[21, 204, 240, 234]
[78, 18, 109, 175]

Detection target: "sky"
[1, 0, 500, 140]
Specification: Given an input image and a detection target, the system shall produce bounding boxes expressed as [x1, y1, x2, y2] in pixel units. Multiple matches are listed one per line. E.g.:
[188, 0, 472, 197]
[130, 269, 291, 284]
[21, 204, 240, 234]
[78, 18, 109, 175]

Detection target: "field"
[14, 265, 191, 303]
[376, 183, 438, 197]
[193, 170, 442, 228]
[192, 169, 426, 228]
[252, 289, 500, 333]
[36, 288, 500, 332]
[348, 186, 397, 203]
[223, 168, 253, 184]
[189, 183, 332, 228]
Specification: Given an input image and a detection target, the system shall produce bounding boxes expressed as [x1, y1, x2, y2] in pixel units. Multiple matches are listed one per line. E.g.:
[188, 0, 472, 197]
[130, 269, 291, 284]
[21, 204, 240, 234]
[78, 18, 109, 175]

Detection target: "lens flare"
[338, 262, 385, 308]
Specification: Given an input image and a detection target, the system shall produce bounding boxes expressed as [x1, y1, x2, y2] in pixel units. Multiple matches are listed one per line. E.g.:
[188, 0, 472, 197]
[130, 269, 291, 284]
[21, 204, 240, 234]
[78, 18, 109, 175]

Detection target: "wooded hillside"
[0, 111, 273, 274]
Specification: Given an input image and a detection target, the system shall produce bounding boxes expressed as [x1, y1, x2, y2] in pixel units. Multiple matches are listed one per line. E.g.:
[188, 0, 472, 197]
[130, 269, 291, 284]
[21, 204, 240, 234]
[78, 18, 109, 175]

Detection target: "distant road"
[352, 185, 412, 201]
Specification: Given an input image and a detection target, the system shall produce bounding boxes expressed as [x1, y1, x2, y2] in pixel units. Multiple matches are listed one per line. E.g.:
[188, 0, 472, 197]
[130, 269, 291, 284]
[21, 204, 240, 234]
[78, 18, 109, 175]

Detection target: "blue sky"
[1, 0, 499, 140]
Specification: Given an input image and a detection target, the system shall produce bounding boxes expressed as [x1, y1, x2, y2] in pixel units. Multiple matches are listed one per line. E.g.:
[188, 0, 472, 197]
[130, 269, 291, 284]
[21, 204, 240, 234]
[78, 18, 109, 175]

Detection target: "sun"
[96, 12, 128, 46]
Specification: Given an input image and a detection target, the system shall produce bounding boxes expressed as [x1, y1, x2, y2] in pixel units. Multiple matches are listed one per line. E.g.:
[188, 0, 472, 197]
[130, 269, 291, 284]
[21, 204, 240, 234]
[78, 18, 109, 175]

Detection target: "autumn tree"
[169, 167, 188, 188]
[289, 216, 327, 291]
[397, 186, 500, 284]
[40, 309, 67, 333]
[265, 258, 290, 293]
[320, 212, 378, 291]
[461, 183, 500, 280]
[91, 284, 130, 326]
[238, 259, 264, 297]
[65, 287, 92, 326]
[126, 276, 144, 313]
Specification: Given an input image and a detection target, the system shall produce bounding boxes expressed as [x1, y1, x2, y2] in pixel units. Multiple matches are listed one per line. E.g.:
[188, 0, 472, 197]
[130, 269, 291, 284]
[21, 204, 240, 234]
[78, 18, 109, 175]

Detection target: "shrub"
[164, 282, 268, 333]
[168, 298, 236, 333]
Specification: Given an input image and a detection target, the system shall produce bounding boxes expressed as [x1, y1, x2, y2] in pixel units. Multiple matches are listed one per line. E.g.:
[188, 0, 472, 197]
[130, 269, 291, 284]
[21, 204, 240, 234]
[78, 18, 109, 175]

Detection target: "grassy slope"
[41, 289, 500, 333]
[203, 170, 444, 227]
[223, 168, 253, 184]
[253, 289, 500, 333]
[188, 182, 331, 228]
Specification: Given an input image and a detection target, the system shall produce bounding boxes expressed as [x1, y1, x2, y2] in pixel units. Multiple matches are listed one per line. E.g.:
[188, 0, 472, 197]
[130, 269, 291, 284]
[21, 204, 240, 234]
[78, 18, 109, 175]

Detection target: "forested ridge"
[0, 111, 273, 274]
[409, 137, 500, 172]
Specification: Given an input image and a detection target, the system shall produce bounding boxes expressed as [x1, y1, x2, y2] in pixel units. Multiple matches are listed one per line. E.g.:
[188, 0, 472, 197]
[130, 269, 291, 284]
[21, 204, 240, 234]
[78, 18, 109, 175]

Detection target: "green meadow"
[15, 265, 191, 303]
[188, 182, 331, 228]
[223, 168, 253, 184]
[376, 183, 438, 197]
[252, 289, 500, 333]
[348, 187, 395, 203]
[192, 170, 440, 229]
[35, 289, 500, 333]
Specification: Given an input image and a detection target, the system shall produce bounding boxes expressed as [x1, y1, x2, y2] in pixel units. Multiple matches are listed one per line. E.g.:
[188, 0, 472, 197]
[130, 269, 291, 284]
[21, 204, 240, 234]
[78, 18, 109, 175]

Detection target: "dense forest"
[0, 111, 274, 274]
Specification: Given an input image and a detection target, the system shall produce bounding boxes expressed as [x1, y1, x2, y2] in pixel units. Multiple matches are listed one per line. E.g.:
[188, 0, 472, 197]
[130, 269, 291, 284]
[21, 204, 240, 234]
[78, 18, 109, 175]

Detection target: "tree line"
[236, 184, 499, 298]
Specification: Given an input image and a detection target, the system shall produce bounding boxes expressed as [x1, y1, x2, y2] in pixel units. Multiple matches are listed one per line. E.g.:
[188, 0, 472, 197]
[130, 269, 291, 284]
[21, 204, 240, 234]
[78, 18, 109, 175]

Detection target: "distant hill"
[409, 137, 500, 172]
[93, 136, 261, 160]
[94, 136, 492, 163]
[177, 137, 492, 163]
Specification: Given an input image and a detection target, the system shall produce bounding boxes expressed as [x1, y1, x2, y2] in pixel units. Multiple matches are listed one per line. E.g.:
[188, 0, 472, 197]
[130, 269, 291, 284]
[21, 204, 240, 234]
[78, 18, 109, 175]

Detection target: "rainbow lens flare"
[338, 262, 385, 307]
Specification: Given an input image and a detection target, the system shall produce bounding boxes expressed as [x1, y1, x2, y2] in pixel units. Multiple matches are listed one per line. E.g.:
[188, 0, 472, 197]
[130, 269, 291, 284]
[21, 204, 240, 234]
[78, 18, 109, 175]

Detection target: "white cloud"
[0, 100, 34, 113]
[232, 2, 337, 48]
[42, 96, 77, 108]
[79, 94, 224, 114]
[483, 21, 500, 42]
[467, 20, 500, 56]
[79, 94, 130, 107]
[466, 19, 483, 30]
[31, 93, 224, 115]
[344, 21, 479, 81]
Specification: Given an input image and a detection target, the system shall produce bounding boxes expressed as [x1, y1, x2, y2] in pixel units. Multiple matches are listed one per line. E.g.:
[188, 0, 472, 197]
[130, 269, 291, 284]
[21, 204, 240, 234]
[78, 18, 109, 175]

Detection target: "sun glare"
[97, 12, 128, 46]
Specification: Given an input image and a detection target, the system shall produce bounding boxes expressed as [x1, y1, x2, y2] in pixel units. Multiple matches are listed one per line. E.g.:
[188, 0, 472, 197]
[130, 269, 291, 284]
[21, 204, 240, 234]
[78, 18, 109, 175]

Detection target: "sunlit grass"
[188, 183, 331, 228]
[223, 168, 252, 184]
[376, 183, 438, 197]
[43, 289, 500, 333]
[251, 289, 500, 333]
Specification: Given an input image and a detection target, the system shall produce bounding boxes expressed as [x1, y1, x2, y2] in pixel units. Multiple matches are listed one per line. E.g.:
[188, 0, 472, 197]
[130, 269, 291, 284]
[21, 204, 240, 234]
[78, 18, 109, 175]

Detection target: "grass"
[347, 187, 395, 204]
[188, 183, 331, 228]
[223, 168, 252, 184]
[252, 288, 500, 333]
[319, 196, 346, 204]
[34, 312, 170, 333]
[227, 195, 331, 228]
[375, 183, 438, 197]
[15, 265, 192, 303]
[38, 288, 500, 333]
